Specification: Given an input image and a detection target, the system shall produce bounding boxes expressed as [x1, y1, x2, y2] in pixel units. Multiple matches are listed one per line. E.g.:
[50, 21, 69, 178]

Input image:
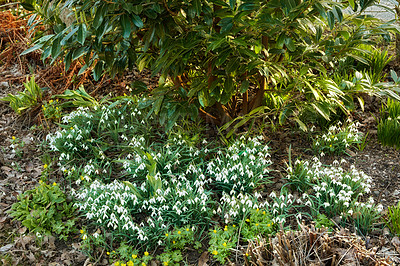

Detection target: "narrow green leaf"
[294, 118, 307, 131]
[72, 47, 86, 60]
[284, 37, 295, 52]
[132, 15, 144, 28]
[193, 0, 201, 16]
[64, 51, 73, 72]
[78, 64, 88, 76]
[332, 6, 343, 23]
[240, 80, 249, 93]
[311, 103, 330, 120]
[229, 0, 236, 9]
[327, 11, 335, 30]
[61, 26, 79, 45]
[132, 5, 143, 14]
[120, 14, 132, 39]
[93, 6, 105, 29]
[77, 24, 87, 45]
[20, 44, 43, 56]
[51, 38, 61, 59]
[93, 61, 104, 81]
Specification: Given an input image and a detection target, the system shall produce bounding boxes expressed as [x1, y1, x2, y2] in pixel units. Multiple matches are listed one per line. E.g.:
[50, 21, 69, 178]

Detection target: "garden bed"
[1, 4, 400, 266]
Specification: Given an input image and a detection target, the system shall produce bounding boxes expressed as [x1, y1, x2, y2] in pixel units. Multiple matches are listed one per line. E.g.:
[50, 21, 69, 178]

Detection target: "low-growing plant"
[312, 122, 362, 156]
[267, 192, 300, 226]
[108, 248, 153, 266]
[73, 177, 213, 249]
[241, 208, 275, 240]
[42, 99, 62, 122]
[286, 158, 376, 236]
[9, 181, 77, 240]
[285, 159, 314, 193]
[377, 118, 400, 149]
[1, 75, 43, 114]
[79, 228, 107, 258]
[208, 225, 238, 264]
[387, 201, 400, 236]
[208, 136, 272, 195]
[378, 99, 400, 149]
[356, 132, 370, 152]
[157, 250, 183, 266]
[164, 226, 200, 250]
[314, 213, 335, 230]
[10, 135, 24, 158]
[343, 199, 383, 236]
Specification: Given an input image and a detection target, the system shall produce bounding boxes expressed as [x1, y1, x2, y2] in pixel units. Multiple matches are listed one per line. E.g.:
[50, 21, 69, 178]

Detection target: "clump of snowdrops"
[312, 121, 363, 155]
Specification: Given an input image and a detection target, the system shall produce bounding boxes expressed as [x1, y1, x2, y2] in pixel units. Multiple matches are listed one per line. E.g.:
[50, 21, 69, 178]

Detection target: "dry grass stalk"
[244, 222, 396, 265]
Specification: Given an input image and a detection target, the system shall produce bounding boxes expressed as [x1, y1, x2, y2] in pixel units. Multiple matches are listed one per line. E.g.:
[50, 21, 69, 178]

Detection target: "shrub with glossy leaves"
[22, 0, 400, 129]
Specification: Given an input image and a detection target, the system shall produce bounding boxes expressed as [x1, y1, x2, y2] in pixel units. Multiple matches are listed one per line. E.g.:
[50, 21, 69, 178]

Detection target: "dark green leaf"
[61, 26, 79, 45]
[93, 61, 104, 81]
[193, 0, 202, 16]
[327, 11, 335, 30]
[132, 15, 144, 28]
[20, 44, 43, 56]
[93, 5, 106, 29]
[332, 6, 343, 23]
[229, 0, 236, 9]
[51, 38, 61, 59]
[72, 47, 87, 60]
[132, 4, 143, 14]
[120, 14, 132, 39]
[240, 80, 249, 93]
[77, 24, 87, 45]
[64, 51, 73, 72]
[284, 37, 295, 52]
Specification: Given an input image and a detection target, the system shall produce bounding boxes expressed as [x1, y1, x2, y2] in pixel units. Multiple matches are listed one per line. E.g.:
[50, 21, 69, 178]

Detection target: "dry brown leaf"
[27, 252, 36, 262]
[391, 236, 400, 254]
[17, 235, 34, 250]
[198, 251, 209, 266]
[18, 226, 27, 234]
[72, 242, 81, 249]
[48, 236, 56, 250]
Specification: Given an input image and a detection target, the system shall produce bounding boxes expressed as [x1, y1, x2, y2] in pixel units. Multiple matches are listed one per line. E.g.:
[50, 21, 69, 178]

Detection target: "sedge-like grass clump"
[377, 98, 400, 149]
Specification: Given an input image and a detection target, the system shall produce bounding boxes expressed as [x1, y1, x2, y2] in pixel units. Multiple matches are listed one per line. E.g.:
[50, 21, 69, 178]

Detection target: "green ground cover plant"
[1, 75, 43, 114]
[9, 181, 77, 240]
[2, 0, 400, 264]
[10, 135, 25, 158]
[387, 201, 400, 236]
[378, 98, 400, 149]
